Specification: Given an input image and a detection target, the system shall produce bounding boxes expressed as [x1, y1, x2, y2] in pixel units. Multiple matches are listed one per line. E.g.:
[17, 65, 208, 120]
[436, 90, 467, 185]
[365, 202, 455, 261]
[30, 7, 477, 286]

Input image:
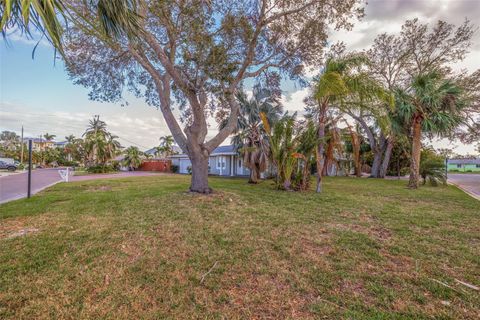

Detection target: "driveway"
[448, 174, 480, 200]
[0, 168, 63, 204]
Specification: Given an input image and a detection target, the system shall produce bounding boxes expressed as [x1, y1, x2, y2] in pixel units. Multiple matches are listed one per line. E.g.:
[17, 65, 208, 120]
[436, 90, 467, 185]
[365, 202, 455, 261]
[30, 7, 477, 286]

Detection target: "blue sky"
[1, 0, 479, 154]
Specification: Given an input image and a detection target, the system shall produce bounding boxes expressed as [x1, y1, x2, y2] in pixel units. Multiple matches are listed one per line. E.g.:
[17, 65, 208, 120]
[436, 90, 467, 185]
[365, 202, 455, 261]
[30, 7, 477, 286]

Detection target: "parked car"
[0, 160, 17, 172]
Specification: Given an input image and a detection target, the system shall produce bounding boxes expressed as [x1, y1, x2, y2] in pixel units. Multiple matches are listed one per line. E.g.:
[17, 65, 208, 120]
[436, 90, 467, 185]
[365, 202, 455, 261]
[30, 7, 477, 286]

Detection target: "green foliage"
[86, 164, 116, 174]
[171, 164, 179, 173]
[122, 146, 143, 170]
[420, 148, 447, 186]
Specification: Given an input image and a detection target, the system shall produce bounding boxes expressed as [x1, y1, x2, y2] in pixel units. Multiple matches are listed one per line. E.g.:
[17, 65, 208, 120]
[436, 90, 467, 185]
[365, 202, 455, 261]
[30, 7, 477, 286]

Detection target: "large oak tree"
[60, 0, 364, 193]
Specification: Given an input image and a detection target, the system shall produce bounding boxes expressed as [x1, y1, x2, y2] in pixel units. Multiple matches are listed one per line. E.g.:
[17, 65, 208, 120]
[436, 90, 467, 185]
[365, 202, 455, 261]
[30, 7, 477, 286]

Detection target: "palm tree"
[43, 133, 55, 141]
[295, 120, 319, 190]
[261, 114, 298, 190]
[395, 72, 466, 188]
[313, 54, 389, 192]
[123, 146, 143, 171]
[158, 135, 175, 157]
[1, 0, 140, 55]
[65, 134, 75, 143]
[82, 115, 121, 168]
[420, 147, 447, 186]
[225, 87, 283, 184]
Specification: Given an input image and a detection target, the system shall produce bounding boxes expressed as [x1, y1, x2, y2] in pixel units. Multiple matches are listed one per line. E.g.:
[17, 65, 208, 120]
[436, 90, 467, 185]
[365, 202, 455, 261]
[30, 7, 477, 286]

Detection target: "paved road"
[0, 169, 63, 204]
[448, 174, 480, 200]
[0, 170, 163, 204]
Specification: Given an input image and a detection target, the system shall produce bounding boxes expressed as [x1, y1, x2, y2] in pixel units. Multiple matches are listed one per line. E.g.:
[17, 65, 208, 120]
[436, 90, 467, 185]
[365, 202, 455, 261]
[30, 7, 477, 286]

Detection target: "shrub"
[86, 165, 117, 174]
[420, 149, 446, 186]
[187, 166, 192, 174]
[171, 164, 179, 173]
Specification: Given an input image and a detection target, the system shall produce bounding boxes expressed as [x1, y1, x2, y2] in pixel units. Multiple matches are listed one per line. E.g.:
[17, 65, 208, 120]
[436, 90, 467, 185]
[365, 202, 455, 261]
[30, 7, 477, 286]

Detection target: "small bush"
[86, 165, 117, 174]
[187, 166, 192, 174]
[171, 164, 179, 173]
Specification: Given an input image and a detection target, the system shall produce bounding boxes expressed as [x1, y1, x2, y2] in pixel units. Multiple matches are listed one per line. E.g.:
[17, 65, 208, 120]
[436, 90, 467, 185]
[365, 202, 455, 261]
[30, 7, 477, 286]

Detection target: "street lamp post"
[445, 156, 448, 181]
[28, 139, 32, 198]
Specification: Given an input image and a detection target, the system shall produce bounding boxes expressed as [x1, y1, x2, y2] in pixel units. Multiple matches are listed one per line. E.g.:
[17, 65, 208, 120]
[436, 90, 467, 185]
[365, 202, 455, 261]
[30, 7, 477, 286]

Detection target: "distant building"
[447, 158, 480, 172]
[23, 138, 55, 151]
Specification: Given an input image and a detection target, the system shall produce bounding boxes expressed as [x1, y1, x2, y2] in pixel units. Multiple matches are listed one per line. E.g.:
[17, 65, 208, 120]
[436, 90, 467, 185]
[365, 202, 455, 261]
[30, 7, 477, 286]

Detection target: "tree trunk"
[249, 166, 258, 184]
[315, 121, 326, 193]
[370, 150, 382, 178]
[379, 137, 394, 178]
[189, 153, 212, 193]
[408, 115, 422, 189]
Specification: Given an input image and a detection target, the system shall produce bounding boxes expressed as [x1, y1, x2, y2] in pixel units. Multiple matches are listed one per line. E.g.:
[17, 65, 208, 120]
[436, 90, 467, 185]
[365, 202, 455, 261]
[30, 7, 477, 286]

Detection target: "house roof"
[448, 158, 480, 165]
[169, 145, 238, 158]
[23, 137, 55, 143]
[211, 145, 237, 155]
[144, 145, 182, 156]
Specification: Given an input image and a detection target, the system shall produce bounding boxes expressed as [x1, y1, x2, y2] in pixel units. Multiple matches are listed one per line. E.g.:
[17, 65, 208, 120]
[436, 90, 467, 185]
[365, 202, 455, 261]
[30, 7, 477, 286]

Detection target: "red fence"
[139, 159, 171, 172]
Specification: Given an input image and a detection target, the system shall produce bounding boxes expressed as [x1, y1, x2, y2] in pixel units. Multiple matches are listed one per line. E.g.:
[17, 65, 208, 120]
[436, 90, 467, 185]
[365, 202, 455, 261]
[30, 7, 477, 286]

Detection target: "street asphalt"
[0, 168, 63, 204]
[447, 173, 480, 200]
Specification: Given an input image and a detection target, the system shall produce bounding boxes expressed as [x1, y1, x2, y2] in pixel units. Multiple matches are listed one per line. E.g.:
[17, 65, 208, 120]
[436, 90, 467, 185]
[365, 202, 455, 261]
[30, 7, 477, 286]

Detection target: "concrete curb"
[447, 181, 480, 201]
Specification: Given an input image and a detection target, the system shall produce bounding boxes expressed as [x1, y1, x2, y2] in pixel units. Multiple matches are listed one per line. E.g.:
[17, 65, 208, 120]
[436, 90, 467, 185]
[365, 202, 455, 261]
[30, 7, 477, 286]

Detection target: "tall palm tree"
[158, 135, 175, 157]
[82, 115, 121, 168]
[395, 72, 466, 188]
[65, 134, 75, 143]
[313, 54, 389, 192]
[225, 87, 283, 184]
[43, 133, 55, 141]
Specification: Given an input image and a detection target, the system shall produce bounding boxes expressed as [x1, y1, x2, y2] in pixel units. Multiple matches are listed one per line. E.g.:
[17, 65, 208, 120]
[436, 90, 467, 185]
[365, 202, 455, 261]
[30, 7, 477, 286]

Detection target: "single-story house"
[169, 145, 250, 176]
[447, 158, 480, 172]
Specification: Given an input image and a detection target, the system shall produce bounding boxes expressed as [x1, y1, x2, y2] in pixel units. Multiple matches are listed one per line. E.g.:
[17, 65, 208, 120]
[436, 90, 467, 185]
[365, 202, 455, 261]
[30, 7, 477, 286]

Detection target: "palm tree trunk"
[248, 166, 258, 184]
[315, 121, 326, 193]
[408, 115, 422, 189]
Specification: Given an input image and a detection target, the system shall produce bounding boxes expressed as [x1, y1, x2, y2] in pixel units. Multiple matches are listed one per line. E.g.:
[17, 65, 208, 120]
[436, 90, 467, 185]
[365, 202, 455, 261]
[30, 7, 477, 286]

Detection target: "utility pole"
[28, 139, 32, 198]
[20, 126, 24, 164]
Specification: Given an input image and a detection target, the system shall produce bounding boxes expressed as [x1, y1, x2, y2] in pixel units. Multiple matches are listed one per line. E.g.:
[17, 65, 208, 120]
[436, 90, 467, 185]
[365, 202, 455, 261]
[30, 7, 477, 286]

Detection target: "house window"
[476, 164, 480, 168]
[238, 159, 242, 167]
[457, 164, 462, 168]
[217, 156, 225, 169]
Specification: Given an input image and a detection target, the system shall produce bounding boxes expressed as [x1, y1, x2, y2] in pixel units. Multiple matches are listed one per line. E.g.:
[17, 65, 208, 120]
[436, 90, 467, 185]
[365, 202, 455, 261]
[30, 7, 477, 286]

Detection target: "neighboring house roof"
[169, 145, 237, 158]
[144, 145, 182, 155]
[211, 145, 237, 155]
[23, 137, 54, 143]
[448, 158, 480, 165]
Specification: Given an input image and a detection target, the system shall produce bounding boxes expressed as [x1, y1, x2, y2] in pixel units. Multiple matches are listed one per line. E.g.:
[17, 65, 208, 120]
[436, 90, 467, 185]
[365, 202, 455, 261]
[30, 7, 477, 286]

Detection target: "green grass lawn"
[1, 176, 479, 319]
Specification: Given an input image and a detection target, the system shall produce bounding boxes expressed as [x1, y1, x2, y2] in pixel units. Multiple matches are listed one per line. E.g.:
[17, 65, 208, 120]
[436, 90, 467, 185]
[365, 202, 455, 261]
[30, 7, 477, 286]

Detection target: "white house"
[169, 145, 250, 176]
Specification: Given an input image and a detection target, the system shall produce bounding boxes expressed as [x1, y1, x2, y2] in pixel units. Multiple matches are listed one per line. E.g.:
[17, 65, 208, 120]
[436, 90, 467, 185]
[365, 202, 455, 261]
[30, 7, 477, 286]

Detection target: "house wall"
[171, 154, 252, 176]
[448, 163, 480, 172]
[210, 155, 232, 176]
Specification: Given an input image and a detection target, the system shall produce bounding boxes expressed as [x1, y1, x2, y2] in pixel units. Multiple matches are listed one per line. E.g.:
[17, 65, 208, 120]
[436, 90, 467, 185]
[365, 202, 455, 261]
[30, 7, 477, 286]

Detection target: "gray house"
[169, 145, 250, 176]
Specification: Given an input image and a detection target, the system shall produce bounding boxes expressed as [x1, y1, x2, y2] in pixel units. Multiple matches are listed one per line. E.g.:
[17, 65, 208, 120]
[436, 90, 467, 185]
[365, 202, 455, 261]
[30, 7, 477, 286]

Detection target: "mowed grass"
[0, 175, 479, 319]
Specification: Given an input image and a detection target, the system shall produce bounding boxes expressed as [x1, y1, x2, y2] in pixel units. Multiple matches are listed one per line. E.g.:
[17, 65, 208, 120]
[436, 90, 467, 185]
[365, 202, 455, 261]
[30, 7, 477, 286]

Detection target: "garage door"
[179, 159, 192, 174]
